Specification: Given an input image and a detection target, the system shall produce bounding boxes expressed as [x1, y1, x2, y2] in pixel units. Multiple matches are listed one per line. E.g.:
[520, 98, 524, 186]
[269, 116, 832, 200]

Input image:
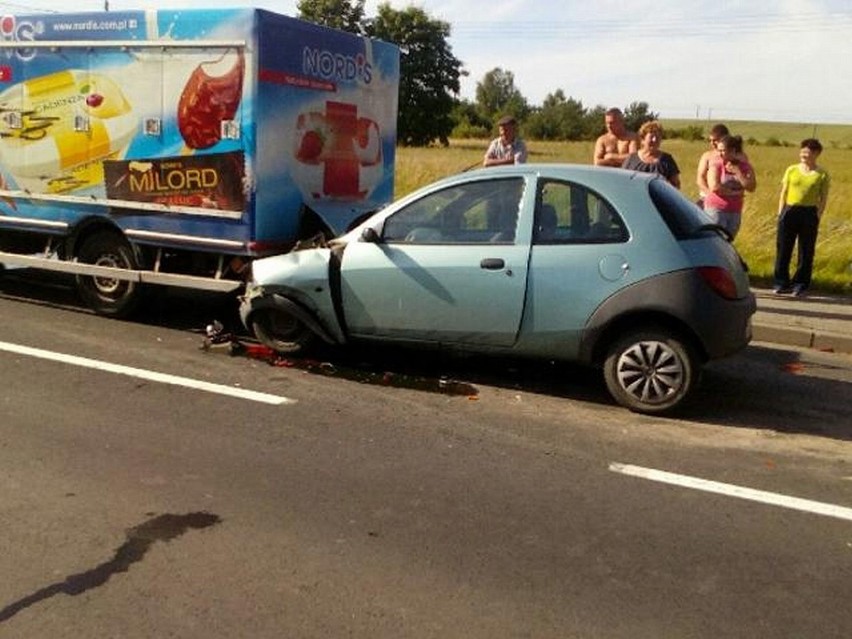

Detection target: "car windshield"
[648, 178, 715, 239]
[381, 177, 525, 244]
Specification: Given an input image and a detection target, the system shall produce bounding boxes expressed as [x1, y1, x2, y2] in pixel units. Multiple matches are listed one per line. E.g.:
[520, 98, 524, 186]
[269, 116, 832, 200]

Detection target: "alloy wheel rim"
[616, 340, 685, 405]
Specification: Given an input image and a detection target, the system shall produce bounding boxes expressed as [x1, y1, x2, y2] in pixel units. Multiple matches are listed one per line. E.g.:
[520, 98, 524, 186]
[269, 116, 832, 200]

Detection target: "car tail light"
[697, 266, 739, 300]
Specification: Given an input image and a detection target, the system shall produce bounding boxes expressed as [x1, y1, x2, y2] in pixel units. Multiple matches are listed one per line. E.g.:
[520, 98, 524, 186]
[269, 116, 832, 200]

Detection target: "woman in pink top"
[703, 135, 756, 239]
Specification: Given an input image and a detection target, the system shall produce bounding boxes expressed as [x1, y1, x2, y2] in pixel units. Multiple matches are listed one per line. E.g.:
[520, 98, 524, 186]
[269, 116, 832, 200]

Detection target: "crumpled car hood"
[250, 247, 333, 288]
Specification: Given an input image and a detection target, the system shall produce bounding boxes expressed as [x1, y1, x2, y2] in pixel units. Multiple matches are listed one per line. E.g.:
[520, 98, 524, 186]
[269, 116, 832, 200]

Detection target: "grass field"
[663, 119, 852, 150]
[393, 129, 851, 294]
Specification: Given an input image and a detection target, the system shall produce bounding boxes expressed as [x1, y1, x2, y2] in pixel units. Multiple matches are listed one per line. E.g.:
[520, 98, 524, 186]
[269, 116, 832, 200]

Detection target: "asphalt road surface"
[1, 272, 851, 638]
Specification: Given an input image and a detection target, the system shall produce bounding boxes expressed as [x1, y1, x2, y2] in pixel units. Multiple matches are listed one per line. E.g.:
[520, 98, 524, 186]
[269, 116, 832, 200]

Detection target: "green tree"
[450, 99, 491, 139]
[367, 3, 462, 146]
[475, 68, 529, 124]
[622, 101, 659, 133]
[525, 90, 586, 140]
[296, 0, 365, 33]
[583, 104, 607, 140]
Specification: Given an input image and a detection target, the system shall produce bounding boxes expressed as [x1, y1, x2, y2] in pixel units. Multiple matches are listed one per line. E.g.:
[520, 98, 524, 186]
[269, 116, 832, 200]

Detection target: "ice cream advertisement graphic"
[0, 69, 137, 193]
[178, 49, 245, 150]
[0, 47, 248, 197]
[292, 100, 382, 201]
[0, 8, 399, 243]
[104, 151, 245, 211]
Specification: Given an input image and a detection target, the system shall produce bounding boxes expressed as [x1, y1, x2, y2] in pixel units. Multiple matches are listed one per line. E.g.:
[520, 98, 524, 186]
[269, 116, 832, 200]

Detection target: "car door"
[524, 178, 632, 355]
[339, 176, 530, 347]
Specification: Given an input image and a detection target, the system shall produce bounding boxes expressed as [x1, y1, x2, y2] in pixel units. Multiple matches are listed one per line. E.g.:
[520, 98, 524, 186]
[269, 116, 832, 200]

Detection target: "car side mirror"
[360, 227, 381, 243]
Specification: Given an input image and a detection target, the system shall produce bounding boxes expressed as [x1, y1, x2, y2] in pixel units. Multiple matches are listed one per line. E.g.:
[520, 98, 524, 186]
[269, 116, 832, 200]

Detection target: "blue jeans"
[774, 205, 819, 289]
[704, 208, 742, 240]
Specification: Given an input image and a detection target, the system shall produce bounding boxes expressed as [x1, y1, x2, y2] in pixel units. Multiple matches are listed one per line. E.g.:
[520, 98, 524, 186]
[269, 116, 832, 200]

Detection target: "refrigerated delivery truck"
[0, 8, 399, 315]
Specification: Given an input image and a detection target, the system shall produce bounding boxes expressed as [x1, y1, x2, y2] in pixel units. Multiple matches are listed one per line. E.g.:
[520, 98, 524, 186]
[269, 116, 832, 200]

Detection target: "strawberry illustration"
[86, 93, 104, 108]
[297, 130, 324, 163]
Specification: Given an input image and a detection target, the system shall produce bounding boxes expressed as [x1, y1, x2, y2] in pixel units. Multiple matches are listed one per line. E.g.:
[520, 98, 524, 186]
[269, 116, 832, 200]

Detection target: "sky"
[1, 0, 850, 124]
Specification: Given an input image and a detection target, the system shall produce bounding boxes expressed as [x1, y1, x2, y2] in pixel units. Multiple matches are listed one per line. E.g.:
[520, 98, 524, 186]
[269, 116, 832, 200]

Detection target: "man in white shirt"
[483, 115, 527, 167]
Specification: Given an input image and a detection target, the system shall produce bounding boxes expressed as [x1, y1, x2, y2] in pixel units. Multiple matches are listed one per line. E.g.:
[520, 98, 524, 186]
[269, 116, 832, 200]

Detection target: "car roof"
[342, 163, 665, 241]
[420, 164, 659, 202]
[463, 162, 657, 181]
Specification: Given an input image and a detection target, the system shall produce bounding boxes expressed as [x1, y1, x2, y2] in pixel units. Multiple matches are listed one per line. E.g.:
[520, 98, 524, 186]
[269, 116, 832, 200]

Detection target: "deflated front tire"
[250, 306, 316, 355]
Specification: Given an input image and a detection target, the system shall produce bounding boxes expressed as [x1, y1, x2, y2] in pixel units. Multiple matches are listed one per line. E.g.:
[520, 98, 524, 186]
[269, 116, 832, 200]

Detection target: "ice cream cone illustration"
[178, 48, 245, 150]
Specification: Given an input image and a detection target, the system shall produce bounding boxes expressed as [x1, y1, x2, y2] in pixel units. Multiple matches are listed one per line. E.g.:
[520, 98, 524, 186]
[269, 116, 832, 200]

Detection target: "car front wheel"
[603, 329, 698, 415]
[250, 307, 316, 355]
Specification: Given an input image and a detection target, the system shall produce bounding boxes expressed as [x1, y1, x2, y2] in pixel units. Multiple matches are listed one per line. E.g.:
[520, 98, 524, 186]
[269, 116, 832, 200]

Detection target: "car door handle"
[480, 258, 505, 270]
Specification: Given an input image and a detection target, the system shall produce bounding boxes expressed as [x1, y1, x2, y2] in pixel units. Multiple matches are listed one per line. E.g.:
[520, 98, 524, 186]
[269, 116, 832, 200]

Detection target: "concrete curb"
[751, 287, 852, 354]
[752, 324, 852, 354]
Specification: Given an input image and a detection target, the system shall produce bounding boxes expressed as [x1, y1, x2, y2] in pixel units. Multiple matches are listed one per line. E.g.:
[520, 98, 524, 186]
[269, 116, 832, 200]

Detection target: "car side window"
[382, 177, 525, 244]
[533, 180, 628, 244]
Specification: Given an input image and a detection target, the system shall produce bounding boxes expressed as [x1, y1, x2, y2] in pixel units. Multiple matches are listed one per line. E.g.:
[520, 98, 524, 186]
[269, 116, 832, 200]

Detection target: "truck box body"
[0, 8, 399, 313]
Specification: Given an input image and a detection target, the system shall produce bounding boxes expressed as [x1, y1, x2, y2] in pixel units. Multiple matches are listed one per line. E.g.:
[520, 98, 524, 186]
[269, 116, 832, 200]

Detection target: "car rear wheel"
[251, 307, 315, 355]
[603, 329, 698, 415]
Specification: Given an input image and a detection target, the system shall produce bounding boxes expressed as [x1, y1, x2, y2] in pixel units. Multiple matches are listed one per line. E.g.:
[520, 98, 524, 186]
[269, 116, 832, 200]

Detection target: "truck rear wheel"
[76, 231, 142, 317]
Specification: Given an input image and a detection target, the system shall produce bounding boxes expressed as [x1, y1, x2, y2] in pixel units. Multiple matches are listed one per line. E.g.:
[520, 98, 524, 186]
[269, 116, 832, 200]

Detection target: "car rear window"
[648, 179, 710, 239]
[534, 179, 628, 244]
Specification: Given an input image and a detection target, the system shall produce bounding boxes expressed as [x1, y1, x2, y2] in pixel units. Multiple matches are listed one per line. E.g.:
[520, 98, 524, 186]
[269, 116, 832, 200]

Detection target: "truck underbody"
[0, 222, 245, 317]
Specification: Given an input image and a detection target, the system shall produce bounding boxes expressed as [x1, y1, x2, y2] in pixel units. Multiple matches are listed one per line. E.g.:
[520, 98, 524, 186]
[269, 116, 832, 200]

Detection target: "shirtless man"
[593, 108, 639, 167]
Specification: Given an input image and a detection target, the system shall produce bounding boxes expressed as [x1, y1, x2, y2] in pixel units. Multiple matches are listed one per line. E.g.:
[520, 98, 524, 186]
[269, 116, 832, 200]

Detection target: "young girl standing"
[773, 139, 830, 296]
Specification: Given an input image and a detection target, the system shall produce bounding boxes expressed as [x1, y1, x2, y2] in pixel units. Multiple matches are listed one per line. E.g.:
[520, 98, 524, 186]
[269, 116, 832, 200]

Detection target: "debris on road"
[200, 320, 478, 397]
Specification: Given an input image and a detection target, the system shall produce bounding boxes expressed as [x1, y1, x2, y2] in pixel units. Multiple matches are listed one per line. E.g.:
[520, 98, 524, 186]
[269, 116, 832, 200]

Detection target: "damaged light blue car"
[240, 164, 756, 415]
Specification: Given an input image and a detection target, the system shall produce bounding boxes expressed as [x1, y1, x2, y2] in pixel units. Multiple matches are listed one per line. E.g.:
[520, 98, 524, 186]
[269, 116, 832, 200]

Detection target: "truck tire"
[76, 231, 142, 317]
[251, 307, 315, 355]
[603, 328, 698, 415]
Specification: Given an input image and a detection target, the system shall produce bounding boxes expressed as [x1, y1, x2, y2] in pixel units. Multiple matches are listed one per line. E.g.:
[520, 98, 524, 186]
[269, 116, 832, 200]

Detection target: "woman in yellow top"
[773, 138, 830, 296]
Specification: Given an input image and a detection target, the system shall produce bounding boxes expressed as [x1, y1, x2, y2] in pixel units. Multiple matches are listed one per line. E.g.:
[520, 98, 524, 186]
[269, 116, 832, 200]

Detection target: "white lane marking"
[0, 340, 294, 406]
[610, 462, 852, 523]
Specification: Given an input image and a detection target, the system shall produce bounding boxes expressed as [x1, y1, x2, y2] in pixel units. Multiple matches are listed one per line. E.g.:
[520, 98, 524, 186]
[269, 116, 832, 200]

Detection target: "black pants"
[773, 205, 819, 288]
